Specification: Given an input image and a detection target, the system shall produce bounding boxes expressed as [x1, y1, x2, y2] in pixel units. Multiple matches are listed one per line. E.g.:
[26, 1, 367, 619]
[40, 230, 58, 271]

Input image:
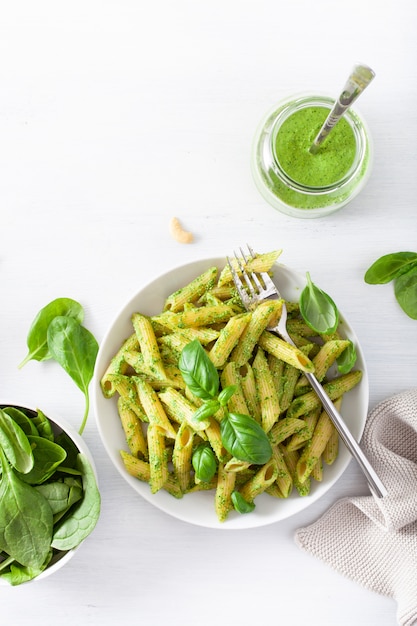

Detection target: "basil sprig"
[18, 298, 99, 435]
[179, 340, 272, 466]
[365, 251, 417, 319]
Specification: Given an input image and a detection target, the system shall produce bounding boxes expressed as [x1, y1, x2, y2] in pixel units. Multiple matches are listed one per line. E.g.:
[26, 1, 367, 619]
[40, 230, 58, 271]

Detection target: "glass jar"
[251, 94, 373, 218]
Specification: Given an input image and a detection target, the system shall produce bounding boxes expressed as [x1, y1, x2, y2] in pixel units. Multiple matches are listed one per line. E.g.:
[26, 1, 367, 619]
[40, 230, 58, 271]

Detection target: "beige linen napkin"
[295, 388, 417, 626]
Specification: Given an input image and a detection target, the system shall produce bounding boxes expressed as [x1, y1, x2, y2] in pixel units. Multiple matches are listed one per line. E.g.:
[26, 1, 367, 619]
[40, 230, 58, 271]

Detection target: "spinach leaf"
[299, 272, 339, 334]
[192, 444, 217, 482]
[0, 409, 34, 474]
[32, 408, 55, 441]
[0, 553, 52, 586]
[364, 252, 417, 284]
[394, 267, 417, 319]
[35, 480, 83, 516]
[220, 413, 272, 465]
[47, 317, 99, 435]
[179, 339, 219, 400]
[231, 491, 256, 514]
[18, 298, 84, 368]
[0, 448, 53, 569]
[51, 453, 100, 551]
[2, 407, 38, 436]
[19, 436, 67, 484]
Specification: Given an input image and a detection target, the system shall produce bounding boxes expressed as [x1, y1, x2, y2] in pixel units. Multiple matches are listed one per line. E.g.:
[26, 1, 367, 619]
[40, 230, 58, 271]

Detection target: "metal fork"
[227, 245, 387, 499]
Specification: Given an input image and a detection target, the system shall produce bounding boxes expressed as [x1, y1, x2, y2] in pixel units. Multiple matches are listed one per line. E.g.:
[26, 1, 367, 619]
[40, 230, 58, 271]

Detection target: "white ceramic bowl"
[0, 404, 97, 585]
[93, 258, 369, 529]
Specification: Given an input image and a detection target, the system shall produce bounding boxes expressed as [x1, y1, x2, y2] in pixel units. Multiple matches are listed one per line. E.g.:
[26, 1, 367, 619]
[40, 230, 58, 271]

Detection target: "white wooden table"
[1, 2, 416, 624]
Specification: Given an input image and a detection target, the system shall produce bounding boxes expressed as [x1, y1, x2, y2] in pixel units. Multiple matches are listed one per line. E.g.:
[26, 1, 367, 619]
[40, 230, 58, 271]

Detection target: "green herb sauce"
[274, 106, 356, 187]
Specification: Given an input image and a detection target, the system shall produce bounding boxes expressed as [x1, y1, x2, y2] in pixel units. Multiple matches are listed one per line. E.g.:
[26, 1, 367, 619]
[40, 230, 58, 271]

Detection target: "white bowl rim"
[93, 256, 369, 529]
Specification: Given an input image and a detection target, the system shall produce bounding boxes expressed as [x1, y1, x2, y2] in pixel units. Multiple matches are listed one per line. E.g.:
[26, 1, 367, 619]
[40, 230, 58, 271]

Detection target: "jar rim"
[268, 95, 368, 195]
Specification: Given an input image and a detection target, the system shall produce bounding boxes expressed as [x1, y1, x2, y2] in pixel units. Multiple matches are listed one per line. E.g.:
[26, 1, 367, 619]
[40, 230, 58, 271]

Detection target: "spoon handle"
[310, 64, 375, 154]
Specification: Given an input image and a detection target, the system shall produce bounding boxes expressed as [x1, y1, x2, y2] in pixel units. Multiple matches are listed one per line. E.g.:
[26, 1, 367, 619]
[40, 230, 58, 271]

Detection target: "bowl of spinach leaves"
[0, 404, 100, 586]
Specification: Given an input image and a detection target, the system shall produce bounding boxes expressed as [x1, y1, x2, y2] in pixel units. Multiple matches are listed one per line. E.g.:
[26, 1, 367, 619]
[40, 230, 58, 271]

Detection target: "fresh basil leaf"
[300, 272, 339, 334]
[0, 449, 53, 569]
[193, 400, 220, 422]
[18, 298, 84, 368]
[0, 409, 34, 474]
[19, 436, 67, 485]
[192, 444, 217, 482]
[47, 317, 99, 435]
[51, 453, 100, 551]
[336, 341, 357, 374]
[231, 491, 256, 514]
[218, 385, 237, 406]
[364, 252, 417, 284]
[220, 413, 272, 464]
[179, 339, 219, 401]
[394, 267, 417, 319]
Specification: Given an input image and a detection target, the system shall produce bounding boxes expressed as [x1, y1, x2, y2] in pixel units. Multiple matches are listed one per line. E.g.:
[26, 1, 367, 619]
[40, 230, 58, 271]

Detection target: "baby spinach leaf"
[1, 407, 38, 436]
[179, 339, 219, 400]
[32, 408, 54, 441]
[47, 317, 99, 435]
[192, 443, 217, 482]
[35, 480, 83, 516]
[19, 436, 67, 485]
[18, 298, 84, 368]
[299, 272, 339, 334]
[394, 267, 417, 320]
[51, 453, 100, 551]
[220, 413, 272, 465]
[0, 552, 52, 586]
[0, 449, 53, 569]
[231, 491, 256, 514]
[364, 252, 417, 284]
[0, 409, 34, 474]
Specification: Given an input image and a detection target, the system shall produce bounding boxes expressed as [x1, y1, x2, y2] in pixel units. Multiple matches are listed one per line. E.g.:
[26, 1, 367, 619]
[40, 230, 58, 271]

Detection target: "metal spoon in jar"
[309, 64, 375, 154]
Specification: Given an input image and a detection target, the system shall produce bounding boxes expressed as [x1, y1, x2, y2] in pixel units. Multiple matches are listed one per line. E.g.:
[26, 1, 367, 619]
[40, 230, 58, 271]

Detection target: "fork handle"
[305, 372, 387, 498]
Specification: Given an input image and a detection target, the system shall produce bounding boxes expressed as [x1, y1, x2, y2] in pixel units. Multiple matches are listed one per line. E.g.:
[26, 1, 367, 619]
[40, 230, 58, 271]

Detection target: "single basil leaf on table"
[299, 272, 339, 334]
[179, 339, 219, 401]
[51, 453, 101, 551]
[47, 316, 99, 435]
[192, 443, 217, 483]
[220, 413, 272, 465]
[0, 449, 53, 569]
[364, 251, 417, 284]
[18, 298, 84, 368]
[0, 409, 34, 474]
[394, 267, 417, 319]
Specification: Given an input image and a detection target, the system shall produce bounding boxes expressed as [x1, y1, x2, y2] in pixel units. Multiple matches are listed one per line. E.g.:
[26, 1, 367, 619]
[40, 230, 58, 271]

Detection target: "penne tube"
[220, 362, 249, 415]
[100, 333, 139, 397]
[286, 406, 321, 451]
[158, 387, 210, 432]
[252, 346, 280, 433]
[258, 331, 315, 373]
[238, 459, 278, 503]
[147, 423, 169, 493]
[164, 266, 218, 312]
[215, 463, 236, 522]
[239, 362, 261, 423]
[172, 422, 195, 492]
[120, 450, 182, 498]
[271, 444, 293, 498]
[132, 312, 166, 380]
[208, 312, 251, 368]
[269, 417, 307, 445]
[117, 397, 148, 459]
[135, 378, 177, 439]
[231, 300, 283, 367]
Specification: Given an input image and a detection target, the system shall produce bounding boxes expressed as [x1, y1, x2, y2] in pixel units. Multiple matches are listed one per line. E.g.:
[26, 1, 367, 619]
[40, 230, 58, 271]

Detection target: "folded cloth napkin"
[295, 388, 417, 626]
